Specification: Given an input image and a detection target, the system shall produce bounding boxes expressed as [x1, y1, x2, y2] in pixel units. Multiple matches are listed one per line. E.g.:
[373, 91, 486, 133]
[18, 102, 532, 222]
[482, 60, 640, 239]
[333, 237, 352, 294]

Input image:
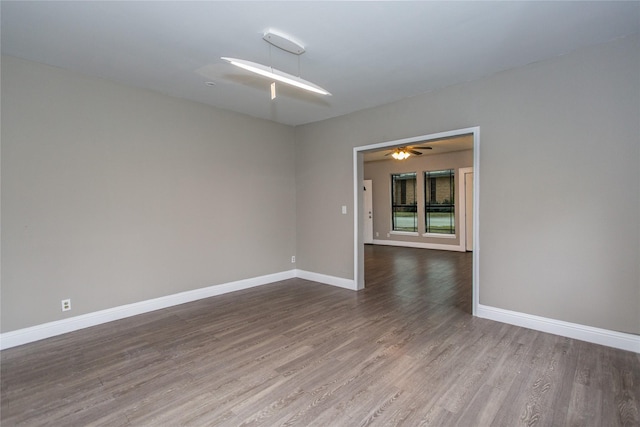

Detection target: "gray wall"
[295, 35, 640, 334]
[1, 56, 297, 332]
[364, 150, 473, 247]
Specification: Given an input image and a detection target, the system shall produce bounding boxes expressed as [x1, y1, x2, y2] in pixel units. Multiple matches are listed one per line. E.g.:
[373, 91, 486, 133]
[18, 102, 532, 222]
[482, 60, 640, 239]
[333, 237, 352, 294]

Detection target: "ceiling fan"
[385, 146, 432, 160]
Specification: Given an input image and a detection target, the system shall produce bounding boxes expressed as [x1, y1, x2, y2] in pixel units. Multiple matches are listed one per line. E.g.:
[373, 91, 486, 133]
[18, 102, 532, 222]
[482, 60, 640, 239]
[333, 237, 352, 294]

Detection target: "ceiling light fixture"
[385, 145, 432, 160]
[221, 30, 331, 97]
[221, 57, 331, 96]
[391, 149, 411, 160]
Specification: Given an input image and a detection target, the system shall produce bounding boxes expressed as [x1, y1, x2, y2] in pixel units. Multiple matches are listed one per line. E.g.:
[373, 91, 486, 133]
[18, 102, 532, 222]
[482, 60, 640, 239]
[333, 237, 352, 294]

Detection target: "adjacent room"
[1, 2, 639, 425]
[362, 134, 475, 313]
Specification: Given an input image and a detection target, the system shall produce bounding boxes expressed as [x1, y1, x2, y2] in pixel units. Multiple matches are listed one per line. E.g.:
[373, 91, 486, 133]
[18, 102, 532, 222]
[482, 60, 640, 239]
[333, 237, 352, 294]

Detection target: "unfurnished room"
[1, 1, 639, 426]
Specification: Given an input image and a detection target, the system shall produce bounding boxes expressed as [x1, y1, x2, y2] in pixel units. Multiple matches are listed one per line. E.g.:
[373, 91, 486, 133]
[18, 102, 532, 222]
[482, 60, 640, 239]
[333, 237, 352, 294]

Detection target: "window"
[424, 169, 455, 234]
[391, 172, 417, 232]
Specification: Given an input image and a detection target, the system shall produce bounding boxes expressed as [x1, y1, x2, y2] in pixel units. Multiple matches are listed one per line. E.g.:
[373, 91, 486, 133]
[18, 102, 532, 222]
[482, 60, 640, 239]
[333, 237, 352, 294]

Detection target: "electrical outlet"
[61, 299, 71, 312]
[291, 256, 296, 263]
[376, 232, 379, 237]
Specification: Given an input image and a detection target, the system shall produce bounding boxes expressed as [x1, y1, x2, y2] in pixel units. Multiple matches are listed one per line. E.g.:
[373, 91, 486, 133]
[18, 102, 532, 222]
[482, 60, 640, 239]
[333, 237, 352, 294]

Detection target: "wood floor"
[2, 245, 639, 426]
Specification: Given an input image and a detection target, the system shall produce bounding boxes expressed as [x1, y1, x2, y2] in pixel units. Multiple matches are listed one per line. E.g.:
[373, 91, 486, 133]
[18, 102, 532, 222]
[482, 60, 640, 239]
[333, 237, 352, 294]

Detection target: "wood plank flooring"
[2, 245, 639, 426]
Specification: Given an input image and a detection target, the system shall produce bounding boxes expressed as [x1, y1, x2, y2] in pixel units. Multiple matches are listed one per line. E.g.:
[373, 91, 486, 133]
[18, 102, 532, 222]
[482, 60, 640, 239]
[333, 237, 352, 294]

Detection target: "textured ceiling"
[2, 1, 639, 126]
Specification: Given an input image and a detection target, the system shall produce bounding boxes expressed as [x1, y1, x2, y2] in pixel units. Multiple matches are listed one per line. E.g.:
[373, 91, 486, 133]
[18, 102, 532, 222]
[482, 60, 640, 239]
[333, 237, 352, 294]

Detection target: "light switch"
[341, 205, 347, 214]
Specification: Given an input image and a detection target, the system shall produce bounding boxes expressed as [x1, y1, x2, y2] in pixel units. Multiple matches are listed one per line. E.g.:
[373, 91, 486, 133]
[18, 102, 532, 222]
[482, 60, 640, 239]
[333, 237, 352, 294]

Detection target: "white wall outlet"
[291, 256, 296, 263]
[341, 205, 347, 214]
[376, 232, 379, 237]
[61, 299, 71, 312]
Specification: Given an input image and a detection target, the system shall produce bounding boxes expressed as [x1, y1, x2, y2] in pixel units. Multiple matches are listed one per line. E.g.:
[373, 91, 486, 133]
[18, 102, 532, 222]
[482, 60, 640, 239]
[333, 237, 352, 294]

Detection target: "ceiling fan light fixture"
[392, 150, 411, 160]
[221, 57, 331, 96]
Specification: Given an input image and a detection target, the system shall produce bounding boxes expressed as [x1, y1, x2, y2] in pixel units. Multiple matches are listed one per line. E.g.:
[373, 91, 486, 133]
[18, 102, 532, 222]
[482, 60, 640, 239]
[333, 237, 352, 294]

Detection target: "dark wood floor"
[1, 245, 638, 426]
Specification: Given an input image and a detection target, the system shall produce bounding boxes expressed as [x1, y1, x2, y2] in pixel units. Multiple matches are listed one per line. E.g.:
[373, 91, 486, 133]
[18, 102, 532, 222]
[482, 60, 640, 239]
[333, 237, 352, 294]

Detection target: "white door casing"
[465, 171, 474, 251]
[353, 126, 480, 315]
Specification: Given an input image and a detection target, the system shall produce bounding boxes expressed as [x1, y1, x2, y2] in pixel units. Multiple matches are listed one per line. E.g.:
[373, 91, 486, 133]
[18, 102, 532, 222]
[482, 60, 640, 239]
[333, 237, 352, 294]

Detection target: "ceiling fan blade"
[411, 146, 433, 150]
[408, 150, 423, 155]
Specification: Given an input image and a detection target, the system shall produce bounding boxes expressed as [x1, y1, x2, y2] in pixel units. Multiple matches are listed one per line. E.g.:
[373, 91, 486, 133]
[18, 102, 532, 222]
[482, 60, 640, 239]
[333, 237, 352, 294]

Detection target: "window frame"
[423, 169, 456, 237]
[390, 172, 419, 235]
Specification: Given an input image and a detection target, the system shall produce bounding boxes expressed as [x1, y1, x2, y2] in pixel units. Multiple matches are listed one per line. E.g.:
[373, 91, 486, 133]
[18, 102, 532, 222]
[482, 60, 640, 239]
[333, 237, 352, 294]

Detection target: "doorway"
[353, 127, 479, 315]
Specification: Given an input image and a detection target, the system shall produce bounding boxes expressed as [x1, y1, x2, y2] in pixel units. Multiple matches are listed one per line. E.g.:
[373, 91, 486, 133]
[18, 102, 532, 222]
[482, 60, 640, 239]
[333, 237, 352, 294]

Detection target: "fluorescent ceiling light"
[221, 57, 331, 96]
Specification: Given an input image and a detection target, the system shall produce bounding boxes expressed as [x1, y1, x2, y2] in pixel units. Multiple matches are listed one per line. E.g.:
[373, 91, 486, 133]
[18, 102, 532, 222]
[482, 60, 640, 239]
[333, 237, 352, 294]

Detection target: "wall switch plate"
[61, 299, 71, 311]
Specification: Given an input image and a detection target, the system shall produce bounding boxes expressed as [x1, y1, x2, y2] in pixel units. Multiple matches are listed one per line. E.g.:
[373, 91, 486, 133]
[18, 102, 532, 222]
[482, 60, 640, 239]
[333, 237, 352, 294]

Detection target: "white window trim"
[422, 232, 457, 239]
[390, 231, 419, 236]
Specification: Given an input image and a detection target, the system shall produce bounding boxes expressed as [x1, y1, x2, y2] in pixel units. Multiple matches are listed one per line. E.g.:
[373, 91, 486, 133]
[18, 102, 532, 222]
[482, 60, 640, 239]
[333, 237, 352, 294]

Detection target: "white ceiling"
[2, 1, 639, 127]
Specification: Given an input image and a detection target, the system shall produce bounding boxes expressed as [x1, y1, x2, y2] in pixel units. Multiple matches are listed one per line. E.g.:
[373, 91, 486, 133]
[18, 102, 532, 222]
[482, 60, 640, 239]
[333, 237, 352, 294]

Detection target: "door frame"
[353, 126, 480, 316]
[459, 167, 474, 252]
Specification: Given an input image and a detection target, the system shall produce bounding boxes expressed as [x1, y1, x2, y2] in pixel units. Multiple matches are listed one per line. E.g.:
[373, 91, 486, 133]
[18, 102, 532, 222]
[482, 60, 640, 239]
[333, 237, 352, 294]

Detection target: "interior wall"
[295, 35, 640, 334]
[1, 56, 297, 332]
[364, 149, 473, 247]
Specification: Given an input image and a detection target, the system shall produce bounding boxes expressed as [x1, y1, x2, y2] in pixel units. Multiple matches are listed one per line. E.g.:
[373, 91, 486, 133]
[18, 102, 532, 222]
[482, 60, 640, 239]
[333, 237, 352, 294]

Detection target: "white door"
[464, 172, 474, 251]
[363, 180, 373, 244]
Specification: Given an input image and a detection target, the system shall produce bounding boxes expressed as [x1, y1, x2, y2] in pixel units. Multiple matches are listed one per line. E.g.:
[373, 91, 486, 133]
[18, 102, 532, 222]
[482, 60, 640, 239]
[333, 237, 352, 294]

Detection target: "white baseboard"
[0, 270, 296, 350]
[5, 274, 635, 354]
[295, 269, 357, 290]
[372, 239, 465, 252]
[477, 304, 640, 353]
